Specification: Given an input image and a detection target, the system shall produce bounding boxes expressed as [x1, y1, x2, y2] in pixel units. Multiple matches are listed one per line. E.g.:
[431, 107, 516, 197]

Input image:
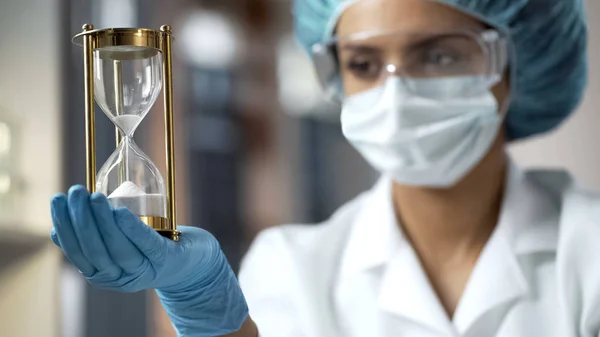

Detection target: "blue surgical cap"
[293, 0, 588, 141]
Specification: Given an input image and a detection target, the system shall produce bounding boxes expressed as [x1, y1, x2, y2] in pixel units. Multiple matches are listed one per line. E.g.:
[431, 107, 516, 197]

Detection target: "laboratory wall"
[508, 1, 600, 189]
[0, 0, 64, 335]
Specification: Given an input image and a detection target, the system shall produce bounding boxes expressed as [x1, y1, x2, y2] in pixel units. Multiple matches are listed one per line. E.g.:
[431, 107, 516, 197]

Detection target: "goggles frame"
[311, 28, 509, 102]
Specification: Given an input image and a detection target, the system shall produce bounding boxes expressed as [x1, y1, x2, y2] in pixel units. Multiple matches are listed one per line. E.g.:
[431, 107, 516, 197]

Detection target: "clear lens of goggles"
[312, 29, 508, 102]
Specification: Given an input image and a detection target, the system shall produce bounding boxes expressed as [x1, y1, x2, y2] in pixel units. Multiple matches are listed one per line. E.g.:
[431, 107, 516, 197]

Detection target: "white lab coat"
[238, 163, 600, 337]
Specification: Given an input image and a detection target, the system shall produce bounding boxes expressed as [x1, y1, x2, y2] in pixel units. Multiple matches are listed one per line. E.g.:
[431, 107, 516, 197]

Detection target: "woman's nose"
[385, 64, 400, 76]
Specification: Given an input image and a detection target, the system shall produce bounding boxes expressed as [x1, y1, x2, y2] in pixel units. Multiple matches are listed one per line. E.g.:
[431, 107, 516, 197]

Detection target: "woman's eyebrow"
[337, 24, 488, 55]
[403, 34, 455, 49]
[339, 44, 381, 54]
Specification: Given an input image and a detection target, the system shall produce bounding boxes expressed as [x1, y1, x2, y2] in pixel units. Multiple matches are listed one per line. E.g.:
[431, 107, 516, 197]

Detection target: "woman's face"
[336, 0, 509, 105]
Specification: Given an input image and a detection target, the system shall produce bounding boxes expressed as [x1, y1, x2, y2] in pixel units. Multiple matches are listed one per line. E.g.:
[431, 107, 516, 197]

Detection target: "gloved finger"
[90, 193, 146, 272]
[50, 228, 61, 248]
[177, 226, 223, 270]
[67, 186, 122, 279]
[114, 208, 166, 260]
[51, 193, 96, 276]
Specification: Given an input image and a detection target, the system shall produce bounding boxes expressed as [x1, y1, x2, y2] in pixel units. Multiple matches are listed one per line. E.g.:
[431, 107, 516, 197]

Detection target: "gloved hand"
[50, 185, 248, 337]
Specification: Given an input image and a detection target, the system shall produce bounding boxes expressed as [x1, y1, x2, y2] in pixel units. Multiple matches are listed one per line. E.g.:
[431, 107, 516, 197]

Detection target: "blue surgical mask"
[341, 77, 501, 187]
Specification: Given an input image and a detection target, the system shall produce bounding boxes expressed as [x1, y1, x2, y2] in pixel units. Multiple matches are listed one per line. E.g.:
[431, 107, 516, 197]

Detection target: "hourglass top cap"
[72, 25, 175, 51]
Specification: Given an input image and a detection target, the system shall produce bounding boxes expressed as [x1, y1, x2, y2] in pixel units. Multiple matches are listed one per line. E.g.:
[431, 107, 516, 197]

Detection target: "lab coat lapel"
[340, 177, 453, 333]
[339, 177, 399, 276]
[294, 193, 368, 337]
[554, 172, 600, 337]
[452, 230, 528, 335]
[379, 244, 454, 334]
[454, 164, 564, 335]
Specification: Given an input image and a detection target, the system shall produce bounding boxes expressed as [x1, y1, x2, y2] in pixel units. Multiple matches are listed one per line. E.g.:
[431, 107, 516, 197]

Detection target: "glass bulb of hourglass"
[96, 138, 167, 217]
[93, 45, 168, 218]
[94, 46, 163, 136]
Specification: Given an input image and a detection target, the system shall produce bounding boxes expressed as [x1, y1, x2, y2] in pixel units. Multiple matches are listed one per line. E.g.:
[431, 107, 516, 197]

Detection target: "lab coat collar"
[339, 176, 402, 277]
[495, 160, 561, 256]
[340, 160, 559, 276]
[338, 160, 561, 334]
[452, 160, 563, 334]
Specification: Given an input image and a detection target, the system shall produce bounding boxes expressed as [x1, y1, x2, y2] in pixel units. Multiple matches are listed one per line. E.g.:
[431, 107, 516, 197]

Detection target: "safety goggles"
[311, 28, 509, 102]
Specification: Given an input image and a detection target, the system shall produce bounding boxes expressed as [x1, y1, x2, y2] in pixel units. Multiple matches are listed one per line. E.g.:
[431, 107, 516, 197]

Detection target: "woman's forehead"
[337, 0, 484, 37]
[337, 31, 480, 52]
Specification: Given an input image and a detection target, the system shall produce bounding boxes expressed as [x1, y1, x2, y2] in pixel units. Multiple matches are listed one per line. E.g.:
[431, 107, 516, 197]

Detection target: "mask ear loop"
[497, 76, 512, 120]
[489, 31, 513, 125]
[480, 29, 512, 137]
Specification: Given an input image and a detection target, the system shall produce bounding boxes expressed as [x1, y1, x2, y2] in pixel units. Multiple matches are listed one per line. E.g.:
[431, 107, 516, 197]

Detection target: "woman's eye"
[422, 50, 461, 67]
[345, 59, 381, 79]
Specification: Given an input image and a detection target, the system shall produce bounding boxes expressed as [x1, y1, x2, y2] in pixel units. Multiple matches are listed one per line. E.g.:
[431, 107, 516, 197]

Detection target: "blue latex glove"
[50, 185, 248, 336]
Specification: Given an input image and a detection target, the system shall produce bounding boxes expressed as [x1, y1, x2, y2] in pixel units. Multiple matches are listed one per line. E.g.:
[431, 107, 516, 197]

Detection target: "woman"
[51, 0, 598, 336]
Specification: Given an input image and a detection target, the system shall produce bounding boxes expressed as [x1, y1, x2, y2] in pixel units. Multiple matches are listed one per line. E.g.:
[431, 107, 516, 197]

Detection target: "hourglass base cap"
[139, 216, 181, 241]
[157, 230, 181, 242]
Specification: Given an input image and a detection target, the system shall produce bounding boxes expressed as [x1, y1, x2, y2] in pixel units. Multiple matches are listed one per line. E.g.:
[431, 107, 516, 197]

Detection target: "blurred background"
[0, 0, 598, 336]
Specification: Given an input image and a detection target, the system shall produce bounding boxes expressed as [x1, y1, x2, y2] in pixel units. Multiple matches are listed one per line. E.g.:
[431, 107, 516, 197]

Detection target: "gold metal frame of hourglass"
[72, 24, 180, 241]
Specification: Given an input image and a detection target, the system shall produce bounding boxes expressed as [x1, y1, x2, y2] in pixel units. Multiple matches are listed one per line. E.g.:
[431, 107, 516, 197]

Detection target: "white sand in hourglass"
[108, 181, 165, 217]
[113, 115, 143, 136]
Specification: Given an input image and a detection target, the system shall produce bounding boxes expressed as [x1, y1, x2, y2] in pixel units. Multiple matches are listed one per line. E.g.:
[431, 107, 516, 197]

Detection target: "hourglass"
[73, 24, 180, 241]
